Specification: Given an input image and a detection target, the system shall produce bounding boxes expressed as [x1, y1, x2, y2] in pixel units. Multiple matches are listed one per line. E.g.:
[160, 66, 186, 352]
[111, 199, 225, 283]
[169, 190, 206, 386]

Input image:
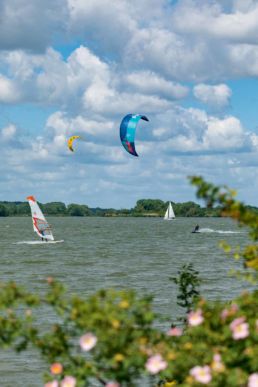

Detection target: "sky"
[1, 0, 258, 208]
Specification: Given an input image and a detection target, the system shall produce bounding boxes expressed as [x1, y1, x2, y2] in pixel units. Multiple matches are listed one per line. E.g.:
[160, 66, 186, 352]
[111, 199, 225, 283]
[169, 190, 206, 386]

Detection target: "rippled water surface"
[0, 216, 251, 386]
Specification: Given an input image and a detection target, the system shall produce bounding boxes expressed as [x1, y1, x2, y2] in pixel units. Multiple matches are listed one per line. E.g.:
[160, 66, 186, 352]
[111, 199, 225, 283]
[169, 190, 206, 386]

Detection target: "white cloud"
[232, 0, 257, 12]
[193, 83, 232, 108]
[67, 0, 134, 38]
[1, 46, 174, 115]
[2, 0, 258, 83]
[1, 124, 16, 140]
[46, 112, 69, 135]
[0, 46, 111, 108]
[36, 46, 111, 107]
[67, 0, 167, 57]
[0, 75, 20, 103]
[0, 0, 66, 52]
[203, 116, 245, 150]
[153, 107, 249, 153]
[121, 1, 258, 81]
[125, 71, 188, 99]
[250, 133, 258, 150]
[46, 111, 115, 143]
[3, 1, 258, 101]
[172, 1, 258, 43]
[83, 85, 172, 115]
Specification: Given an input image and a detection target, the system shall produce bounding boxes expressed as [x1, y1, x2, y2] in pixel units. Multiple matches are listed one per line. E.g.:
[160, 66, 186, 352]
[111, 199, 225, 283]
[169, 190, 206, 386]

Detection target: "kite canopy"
[119, 114, 149, 157]
[68, 135, 81, 152]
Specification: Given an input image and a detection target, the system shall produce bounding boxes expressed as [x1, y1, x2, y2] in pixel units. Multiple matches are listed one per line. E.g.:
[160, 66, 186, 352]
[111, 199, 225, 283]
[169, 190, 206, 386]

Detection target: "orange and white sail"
[26, 196, 54, 241]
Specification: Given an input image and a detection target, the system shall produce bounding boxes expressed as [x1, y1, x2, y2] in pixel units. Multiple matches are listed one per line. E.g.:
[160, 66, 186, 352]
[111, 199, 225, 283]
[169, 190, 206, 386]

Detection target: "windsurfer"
[41, 230, 48, 241]
[27, 195, 54, 242]
[192, 224, 200, 233]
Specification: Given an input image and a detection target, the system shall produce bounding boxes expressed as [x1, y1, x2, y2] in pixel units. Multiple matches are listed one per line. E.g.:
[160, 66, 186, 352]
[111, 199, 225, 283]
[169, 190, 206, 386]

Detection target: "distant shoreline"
[1, 199, 257, 218]
[0, 214, 221, 218]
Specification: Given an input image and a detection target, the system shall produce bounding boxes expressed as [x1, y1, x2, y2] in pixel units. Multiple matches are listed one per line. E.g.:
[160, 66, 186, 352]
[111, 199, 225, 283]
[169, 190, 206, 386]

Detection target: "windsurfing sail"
[26, 196, 54, 241]
[164, 202, 175, 220]
[120, 114, 149, 156]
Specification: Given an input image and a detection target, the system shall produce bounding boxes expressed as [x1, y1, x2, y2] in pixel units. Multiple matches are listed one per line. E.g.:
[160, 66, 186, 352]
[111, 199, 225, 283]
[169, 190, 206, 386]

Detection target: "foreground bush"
[0, 177, 257, 386]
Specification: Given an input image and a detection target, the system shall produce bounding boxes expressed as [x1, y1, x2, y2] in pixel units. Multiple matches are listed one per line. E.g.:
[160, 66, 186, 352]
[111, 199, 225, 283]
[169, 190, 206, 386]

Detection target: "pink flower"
[145, 354, 168, 374]
[190, 366, 212, 384]
[211, 354, 225, 372]
[167, 327, 183, 337]
[230, 316, 245, 329]
[230, 317, 249, 340]
[60, 376, 76, 387]
[188, 309, 204, 326]
[45, 381, 58, 387]
[231, 303, 238, 313]
[221, 303, 238, 320]
[221, 309, 229, 320]
[50, 362, 63, 375]
[79, 333, 97, 351]
[248, 373, 258, 387]
[106, 382, 120, 387]
[213, 354, 221, 362]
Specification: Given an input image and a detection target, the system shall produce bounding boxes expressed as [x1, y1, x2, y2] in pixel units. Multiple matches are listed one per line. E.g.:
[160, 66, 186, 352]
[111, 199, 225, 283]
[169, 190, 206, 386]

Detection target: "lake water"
[0, 216, 251, 386]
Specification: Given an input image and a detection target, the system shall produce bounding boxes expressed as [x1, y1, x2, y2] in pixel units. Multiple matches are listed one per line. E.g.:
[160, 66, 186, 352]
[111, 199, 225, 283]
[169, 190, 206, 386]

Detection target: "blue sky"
[1, 0, 258, 208]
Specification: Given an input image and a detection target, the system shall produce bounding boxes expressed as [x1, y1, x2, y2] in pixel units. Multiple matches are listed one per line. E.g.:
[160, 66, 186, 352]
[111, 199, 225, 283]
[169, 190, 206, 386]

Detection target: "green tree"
[0, 204, 9, 216]
[133, 199, 166, 214]
[43, 202, 67, 215]
[67, 204, 92, 216]
[175, 201, 202, 217]
[16, 202, 30, 215]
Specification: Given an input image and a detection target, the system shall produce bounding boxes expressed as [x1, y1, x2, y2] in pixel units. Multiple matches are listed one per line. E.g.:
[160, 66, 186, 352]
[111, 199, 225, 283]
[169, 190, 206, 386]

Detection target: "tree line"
[0, 198, 235, 217]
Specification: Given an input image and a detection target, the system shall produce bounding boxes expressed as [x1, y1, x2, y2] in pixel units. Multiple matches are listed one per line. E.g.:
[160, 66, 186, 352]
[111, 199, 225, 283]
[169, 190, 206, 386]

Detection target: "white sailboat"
[164, 202, 175, 220]
[26, 195, 54, 241]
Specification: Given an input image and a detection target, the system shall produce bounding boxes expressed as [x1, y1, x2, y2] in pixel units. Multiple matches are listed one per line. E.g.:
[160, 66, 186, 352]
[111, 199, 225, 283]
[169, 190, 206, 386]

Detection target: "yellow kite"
[67, 135, 81, 152]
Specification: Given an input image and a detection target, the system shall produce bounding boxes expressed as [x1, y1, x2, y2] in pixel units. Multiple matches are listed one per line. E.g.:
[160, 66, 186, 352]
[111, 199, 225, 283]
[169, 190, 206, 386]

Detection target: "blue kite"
[119, 114, 149, 157]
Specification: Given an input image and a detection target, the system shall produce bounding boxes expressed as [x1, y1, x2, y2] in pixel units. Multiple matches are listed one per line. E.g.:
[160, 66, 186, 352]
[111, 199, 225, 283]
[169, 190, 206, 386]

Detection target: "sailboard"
[14, 240, 64, 245]
[164, 202, 175, 220]
[26, 196, 54, 241]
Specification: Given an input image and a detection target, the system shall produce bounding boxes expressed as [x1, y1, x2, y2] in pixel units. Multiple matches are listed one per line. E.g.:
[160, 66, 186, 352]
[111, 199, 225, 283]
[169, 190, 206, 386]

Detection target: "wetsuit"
[192, 225, 200, 233]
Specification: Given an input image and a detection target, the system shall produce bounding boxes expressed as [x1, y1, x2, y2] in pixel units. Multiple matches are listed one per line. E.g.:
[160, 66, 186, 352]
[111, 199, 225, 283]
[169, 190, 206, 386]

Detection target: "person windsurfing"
[192, 224, 200, 233]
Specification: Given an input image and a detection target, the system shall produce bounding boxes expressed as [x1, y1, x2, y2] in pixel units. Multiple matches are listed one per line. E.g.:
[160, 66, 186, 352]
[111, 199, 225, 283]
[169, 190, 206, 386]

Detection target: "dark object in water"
[192, 224, 200, 233]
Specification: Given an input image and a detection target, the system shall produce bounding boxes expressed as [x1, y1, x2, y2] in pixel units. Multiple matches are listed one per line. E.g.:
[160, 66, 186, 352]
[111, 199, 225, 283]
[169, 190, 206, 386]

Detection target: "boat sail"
[164, 202, 175, 220]
[26, 196, 54, 241]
